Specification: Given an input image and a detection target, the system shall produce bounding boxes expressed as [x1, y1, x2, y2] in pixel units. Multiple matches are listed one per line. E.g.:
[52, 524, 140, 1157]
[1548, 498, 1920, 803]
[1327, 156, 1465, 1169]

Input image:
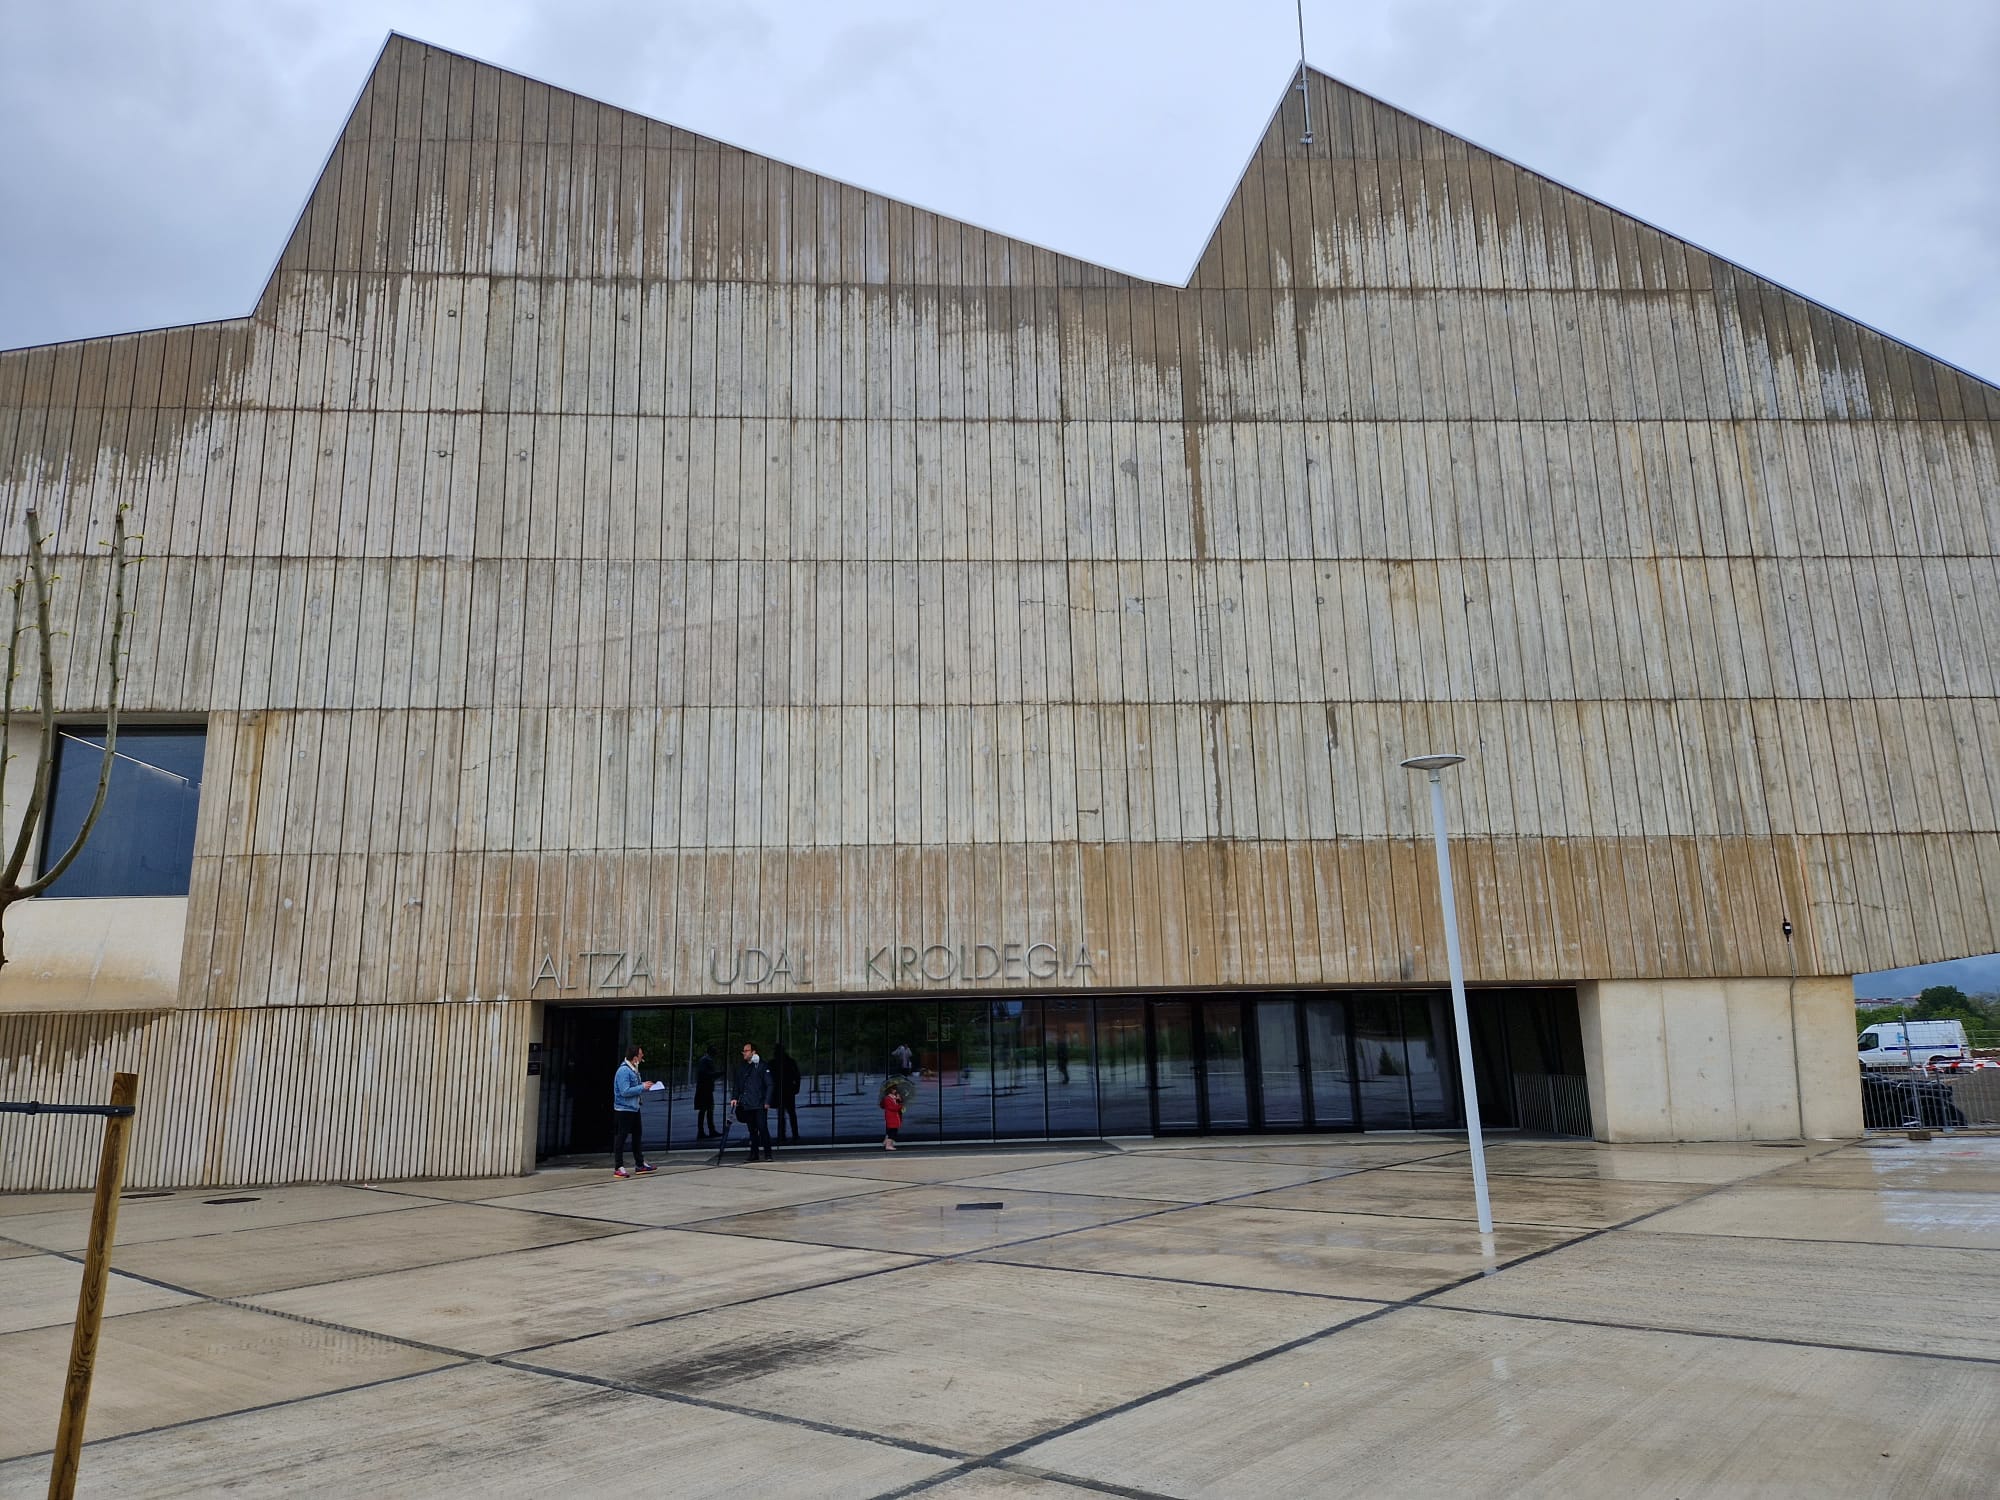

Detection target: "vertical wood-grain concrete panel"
[0, 37, 1988, 1177]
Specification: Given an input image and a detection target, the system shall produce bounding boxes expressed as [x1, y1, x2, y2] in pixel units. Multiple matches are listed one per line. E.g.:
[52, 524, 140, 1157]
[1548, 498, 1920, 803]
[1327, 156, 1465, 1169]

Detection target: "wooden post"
[47, 1071, 138, 1500]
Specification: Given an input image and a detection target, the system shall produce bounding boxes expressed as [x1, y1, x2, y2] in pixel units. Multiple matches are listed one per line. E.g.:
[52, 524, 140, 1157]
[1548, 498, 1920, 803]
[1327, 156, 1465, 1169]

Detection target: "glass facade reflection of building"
[536, 989, 1588, 1156]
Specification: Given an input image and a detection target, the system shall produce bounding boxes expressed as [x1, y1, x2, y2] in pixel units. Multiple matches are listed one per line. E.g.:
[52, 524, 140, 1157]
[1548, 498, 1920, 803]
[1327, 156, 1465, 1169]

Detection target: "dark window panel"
[992, 997, 1045, 1139]
[1351, 994, 1412, 1129]
[1093, 997, 1150, 1135]
[38, 725, 206, 898]
[1403, 991, 1457, 1129]
[939, 999, 994, 1140]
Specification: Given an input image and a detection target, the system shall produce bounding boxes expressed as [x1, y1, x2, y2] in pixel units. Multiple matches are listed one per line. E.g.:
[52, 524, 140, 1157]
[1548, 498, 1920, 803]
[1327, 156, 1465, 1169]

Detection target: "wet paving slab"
[691, 1182, 1177, 1256]
[0, 1362, 953, 1498]
[1236, 1166, 1703, 1228]
[947, 1151, 1341, 1204]
[483, 1166, 897, 1227]
[109, 1200, 637, 1297]
[974, 1203, 1584, 1302]
[1431, 1230, 2000, 1361]
[751, 1149, 1114, 1184]
[528, 1258, 1371, 1455]
[246, 1227, 919, 1356]
[1630, 1181, 2000, 1249]
[911, 1469, 1113, 1497]
[0, 1253, 195, 1334]
[1015, 1304, 1999, 1499]
[6, 1133, 1997, 1495]
[1392, 1141, 1824, 1183]
[0, 1302, 450, 1462]
[1758, 1137, 2000, 1194]
[0, 1185, 420, 1253]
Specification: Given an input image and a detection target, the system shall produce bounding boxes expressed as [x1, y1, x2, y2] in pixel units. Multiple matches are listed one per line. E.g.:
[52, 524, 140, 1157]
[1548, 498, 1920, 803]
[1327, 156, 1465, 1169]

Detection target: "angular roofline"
[4, 32, 1993, 392]
[1288, 62, 1994, 391]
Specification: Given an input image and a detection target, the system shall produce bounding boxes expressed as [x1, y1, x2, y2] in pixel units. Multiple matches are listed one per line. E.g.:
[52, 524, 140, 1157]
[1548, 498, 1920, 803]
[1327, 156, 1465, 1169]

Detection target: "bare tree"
[0, 505, 138, 970]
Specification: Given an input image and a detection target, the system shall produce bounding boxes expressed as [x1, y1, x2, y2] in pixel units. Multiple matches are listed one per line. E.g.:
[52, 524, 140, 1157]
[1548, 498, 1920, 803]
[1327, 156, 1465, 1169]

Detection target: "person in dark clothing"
[729, 1041, 776, 1162]
[693, 1045, 720, 1138]
[773, 1045, 803, 1142]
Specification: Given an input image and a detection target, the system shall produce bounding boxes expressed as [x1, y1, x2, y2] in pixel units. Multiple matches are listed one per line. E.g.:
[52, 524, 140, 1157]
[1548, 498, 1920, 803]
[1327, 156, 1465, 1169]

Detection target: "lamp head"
[1399, 753, 1466, 774]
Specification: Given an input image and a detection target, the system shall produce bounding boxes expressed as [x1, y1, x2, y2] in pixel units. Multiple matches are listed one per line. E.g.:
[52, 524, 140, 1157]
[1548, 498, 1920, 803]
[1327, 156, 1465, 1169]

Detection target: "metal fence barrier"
[1510, 1071, 1594, 1138]
[1861, 1068, 2000, 1130]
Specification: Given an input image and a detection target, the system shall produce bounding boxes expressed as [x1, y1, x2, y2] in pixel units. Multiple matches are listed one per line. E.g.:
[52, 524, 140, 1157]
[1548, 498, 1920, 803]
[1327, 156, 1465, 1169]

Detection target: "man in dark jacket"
[729, 1041, 775, 1162]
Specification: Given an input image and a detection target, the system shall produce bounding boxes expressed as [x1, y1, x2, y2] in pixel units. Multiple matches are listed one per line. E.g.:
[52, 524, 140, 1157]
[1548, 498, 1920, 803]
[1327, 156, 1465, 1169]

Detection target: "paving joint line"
[477, 1160, 1441, 1358]
[883, 1457, 1177, 1500]
[1722, 1178, 2000, 1195]
[4, 1138, 1956, 1484]
[960, 1254, 1450, 1308]
[1624, 1227, 2000, 1254]
[0, 1196, 434, 1254]
[1233, 1200, 1611, 1231]
[990, 1460, 1180, 1499]
[1427, 1302, 2000, 1368]
[942, 1146, 1841, 1466]
[5, 1212, 657, 1304]
[2, 1364, 458, 1465]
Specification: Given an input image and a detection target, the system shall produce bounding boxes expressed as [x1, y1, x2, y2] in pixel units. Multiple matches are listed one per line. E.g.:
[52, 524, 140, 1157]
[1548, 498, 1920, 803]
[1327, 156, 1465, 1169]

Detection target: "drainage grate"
[121, 1191, 173, 1201]
[955, 1202, 1003, 1211]
[202, 1196, 261, 1206]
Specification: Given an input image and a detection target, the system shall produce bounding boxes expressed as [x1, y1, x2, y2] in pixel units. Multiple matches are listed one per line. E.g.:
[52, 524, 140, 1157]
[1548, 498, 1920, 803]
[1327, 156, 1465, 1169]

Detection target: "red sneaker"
[613, 1167, 631, 1179]
[634, 1163, 658, 1175]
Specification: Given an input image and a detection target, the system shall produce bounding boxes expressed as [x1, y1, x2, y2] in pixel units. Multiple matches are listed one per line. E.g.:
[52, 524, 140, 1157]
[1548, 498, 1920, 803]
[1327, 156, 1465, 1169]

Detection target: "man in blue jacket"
[612, 1044, 658, 1179]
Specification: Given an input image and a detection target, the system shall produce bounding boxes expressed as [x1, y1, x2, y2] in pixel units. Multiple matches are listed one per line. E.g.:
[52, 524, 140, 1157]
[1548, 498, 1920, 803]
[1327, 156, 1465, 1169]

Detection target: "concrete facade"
[1578, 978, 1860, 1142]
[4, 34, 1993, 1185]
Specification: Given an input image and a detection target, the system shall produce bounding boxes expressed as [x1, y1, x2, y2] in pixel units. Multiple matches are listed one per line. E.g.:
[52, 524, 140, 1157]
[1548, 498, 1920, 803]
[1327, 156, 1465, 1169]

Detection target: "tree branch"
[0, 573, 23, 847]
[24, 507, 133, 899]
[2, 509, 61, 887]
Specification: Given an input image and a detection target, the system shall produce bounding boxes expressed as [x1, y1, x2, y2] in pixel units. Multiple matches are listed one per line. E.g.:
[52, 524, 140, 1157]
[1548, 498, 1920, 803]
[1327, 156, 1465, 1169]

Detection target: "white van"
[1857, 1019, 1969, 1069]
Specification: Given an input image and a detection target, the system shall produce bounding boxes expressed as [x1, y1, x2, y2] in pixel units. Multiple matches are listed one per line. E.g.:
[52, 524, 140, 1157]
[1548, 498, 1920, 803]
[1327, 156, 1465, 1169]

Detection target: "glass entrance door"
[1150, 995, 1365, 1134]
[1202, 1004, 1249, 1128]
[1152, 1001, 1201, 1131]
[1147, 998, 1260, 1133]
[1254, 999, 1306, 1128]
[1301, 998, 1356, 1127]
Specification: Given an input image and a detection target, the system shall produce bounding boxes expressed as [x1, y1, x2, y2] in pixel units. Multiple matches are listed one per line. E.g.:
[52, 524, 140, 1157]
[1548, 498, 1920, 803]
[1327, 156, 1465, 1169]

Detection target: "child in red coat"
[881, 1087, 904, 1151]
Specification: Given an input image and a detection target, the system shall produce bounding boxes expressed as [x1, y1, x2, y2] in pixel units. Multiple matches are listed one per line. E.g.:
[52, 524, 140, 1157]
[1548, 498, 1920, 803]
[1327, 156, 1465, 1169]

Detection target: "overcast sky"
[1, 0, 1995, 379]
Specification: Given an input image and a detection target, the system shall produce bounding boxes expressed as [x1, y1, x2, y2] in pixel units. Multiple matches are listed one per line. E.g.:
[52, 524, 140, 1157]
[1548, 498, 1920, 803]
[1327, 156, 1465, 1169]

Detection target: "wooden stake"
[47, 1071, 138, 1500]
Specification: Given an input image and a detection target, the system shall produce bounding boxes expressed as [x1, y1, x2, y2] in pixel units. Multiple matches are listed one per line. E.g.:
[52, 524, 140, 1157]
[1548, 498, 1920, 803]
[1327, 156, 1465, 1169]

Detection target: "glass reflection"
[627, 1007, 681, 1150]
[835, 1000, 937, 1143]
[1402, 993, 1455, 1129]
[775, 1003, 837, 1145]
[1093, 998, 1149, 1135]
[1151, 1000, 1198, 1131]
[539, 984, 1572, 1157]
[1302, 998, 1355, 1127]
[992, 999, 1046, 1138]
[1255, 999, 1305, 1127]
[940, 1000, 993, 1140]
[1201, 1002, 1249, 1129]
[1351, 994, 1412, 1129]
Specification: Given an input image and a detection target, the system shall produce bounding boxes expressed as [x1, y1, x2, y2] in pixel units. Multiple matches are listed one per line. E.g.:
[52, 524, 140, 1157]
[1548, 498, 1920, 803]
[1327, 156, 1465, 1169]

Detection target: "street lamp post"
[1399, 753, 1493, 1236]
